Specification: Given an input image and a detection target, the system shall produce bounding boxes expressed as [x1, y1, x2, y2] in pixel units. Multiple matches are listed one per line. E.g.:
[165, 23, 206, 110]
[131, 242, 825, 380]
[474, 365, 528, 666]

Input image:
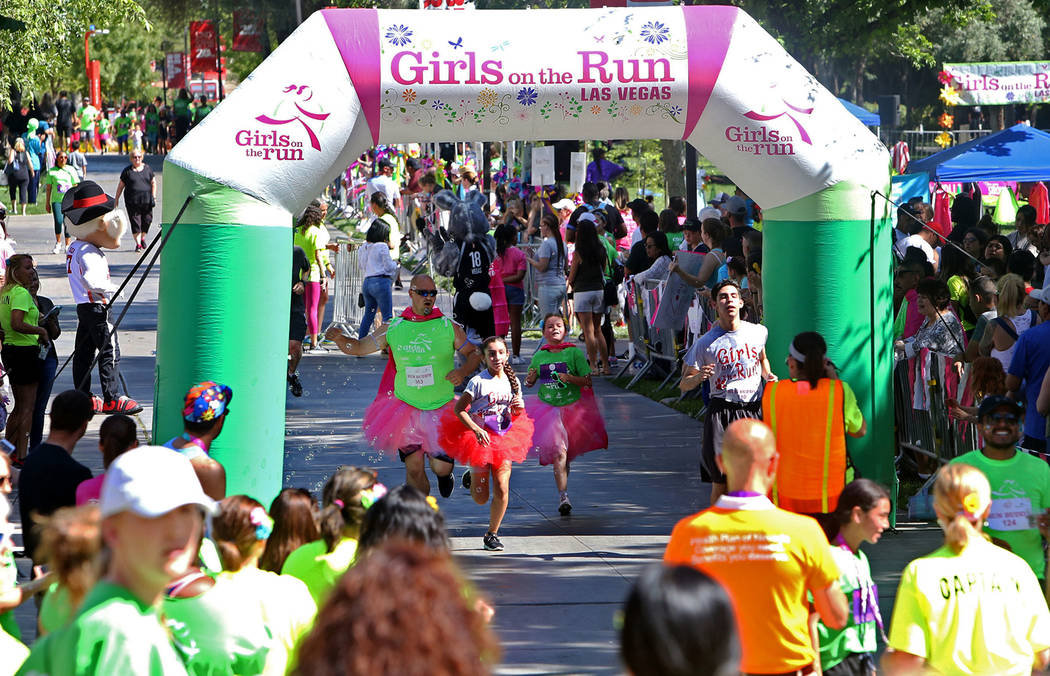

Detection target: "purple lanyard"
[726, 491, 763, 498]
[834, 534, 886, 637]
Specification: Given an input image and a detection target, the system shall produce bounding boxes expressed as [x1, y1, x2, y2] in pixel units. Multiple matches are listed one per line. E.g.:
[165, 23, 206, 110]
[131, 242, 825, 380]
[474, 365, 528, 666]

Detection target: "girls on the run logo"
[235, 83, 331, 161]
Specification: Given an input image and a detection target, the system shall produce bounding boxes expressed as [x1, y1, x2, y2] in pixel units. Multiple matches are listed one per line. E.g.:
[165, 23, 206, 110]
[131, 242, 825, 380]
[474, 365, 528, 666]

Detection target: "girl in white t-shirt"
[439, 336, 533, 552]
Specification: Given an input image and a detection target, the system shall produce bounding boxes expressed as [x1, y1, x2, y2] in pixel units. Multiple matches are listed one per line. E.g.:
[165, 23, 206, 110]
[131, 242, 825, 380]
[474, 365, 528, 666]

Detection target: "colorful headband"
[332, 499, 345, 509]
[182, 381, 233, 423]
[360, 482, 388, 510]
[249, 507, 273, 540]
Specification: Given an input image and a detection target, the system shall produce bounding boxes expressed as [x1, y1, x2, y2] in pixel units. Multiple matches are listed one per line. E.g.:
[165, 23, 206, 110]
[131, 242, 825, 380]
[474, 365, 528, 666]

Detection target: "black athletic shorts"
[700, 397, 762, 484]
[398, 444, 455, 464]
[1, 345, 43, 386]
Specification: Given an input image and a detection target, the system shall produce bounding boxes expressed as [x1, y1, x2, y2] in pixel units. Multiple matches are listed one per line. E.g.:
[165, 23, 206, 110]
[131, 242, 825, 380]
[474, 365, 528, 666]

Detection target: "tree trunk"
[660, 139, 686, 208]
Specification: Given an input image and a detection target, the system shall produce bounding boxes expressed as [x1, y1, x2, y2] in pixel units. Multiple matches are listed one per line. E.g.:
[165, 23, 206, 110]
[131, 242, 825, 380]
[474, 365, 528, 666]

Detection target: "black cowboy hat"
[62, 181, 116, 226]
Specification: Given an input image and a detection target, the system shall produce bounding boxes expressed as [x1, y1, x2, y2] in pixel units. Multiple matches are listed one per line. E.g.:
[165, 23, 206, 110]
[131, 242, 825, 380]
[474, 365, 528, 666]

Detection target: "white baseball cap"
[699, 207, 722, 221]
[551, 198, 576, 211]
[100, 446, 217, 519]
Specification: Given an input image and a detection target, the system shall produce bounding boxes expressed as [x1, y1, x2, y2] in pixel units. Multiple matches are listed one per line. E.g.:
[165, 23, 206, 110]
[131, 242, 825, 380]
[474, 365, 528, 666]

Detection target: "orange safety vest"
[762, 378, 847, 514]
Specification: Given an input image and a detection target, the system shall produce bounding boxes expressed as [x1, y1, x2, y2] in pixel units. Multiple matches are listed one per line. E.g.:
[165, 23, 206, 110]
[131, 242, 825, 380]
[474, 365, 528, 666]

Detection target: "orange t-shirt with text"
[664, 498, 840, 674]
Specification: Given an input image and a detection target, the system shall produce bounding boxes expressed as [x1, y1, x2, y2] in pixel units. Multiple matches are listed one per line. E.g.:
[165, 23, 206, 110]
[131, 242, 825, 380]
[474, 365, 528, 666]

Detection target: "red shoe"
[91, 395, 104, 414]
[102, 396, 143, 415]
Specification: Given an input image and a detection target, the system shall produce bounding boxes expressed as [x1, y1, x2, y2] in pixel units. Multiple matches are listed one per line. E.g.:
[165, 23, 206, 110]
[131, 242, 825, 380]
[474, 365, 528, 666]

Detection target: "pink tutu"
[437, 409, 534, 467]
[361, 391, 455, 457]
[528, 389, 608, 465]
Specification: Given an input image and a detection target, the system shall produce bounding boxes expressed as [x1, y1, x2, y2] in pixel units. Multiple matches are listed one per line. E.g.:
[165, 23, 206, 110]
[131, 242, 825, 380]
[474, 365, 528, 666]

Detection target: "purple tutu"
[361, 391, 455, 457]
[528, 388, 608, 465]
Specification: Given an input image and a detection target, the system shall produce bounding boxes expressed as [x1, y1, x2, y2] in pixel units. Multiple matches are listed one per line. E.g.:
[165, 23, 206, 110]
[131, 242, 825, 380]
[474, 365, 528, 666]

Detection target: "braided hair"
[480, 336, 520, 400]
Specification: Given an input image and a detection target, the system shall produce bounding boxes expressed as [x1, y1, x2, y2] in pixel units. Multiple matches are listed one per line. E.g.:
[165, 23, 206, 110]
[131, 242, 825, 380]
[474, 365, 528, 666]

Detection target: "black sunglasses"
[411, 289, 438, 298]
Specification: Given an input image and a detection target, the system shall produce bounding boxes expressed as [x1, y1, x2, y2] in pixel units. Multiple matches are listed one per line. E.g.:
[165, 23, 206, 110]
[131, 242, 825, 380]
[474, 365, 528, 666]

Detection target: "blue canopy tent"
[907, 124, 1050, 181]
[837, 98, 880, 127]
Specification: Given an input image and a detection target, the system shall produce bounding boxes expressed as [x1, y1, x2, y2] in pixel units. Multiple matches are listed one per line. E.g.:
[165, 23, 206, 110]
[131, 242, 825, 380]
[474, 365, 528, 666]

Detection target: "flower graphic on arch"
[516, 110, 530, 121]
[629, 104, 642, 116]
[431, 100, 444, 110]
[385, 24, 413, 47]
[590, 105, 601, 115]
[477, 88, 498, 107]
[402, 89, 417, 103]
[639, 21, 669, 45]
[517, 87, 537, 106]
[669, 105, 683, 117]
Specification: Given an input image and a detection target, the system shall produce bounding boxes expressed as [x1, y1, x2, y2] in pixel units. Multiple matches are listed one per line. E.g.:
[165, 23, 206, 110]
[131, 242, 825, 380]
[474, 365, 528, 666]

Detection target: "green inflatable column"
[156, 163, 292, 503]
[762, 181, 896, 507]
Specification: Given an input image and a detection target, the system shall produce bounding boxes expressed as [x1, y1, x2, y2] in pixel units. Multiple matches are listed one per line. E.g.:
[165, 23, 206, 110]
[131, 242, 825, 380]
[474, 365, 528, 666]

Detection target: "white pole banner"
[651, 249, 705, 330]
[570, 151, 587, 193]
[531, 145, 555, 187]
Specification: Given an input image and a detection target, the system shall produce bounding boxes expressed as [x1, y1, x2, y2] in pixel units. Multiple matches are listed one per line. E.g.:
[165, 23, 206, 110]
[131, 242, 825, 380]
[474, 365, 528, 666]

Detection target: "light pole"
[84, 25, 110, 108]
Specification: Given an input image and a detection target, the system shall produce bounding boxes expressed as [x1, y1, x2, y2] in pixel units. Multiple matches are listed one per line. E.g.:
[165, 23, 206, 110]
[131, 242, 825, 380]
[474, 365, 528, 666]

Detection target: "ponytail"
[212, 495, 271, 572]
[822, 479, 890, 541]
[933, 463, 990, 554]
[790, 331, 828, 388]
[320, 467, 377, 553]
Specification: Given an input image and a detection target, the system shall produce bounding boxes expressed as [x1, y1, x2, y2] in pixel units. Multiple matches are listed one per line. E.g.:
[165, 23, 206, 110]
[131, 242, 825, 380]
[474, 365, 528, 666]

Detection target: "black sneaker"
[483, 531, 504, 551]
[437, 470, 455, 498]
[288, 372, 303, 397]
[461, 469, 471, 489]
[558, 493, 572, 516]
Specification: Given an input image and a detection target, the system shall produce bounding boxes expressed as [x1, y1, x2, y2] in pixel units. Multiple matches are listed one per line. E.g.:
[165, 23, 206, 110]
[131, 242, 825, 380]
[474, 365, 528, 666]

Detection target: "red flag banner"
[166, 52, 187, 89]
[232, 9, 264, 52]
[189, 20, 218, 73]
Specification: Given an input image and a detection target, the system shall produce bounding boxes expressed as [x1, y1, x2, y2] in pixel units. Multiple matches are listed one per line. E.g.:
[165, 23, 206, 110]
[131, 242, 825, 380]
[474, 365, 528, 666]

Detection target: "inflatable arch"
[161, 5, 893, 503]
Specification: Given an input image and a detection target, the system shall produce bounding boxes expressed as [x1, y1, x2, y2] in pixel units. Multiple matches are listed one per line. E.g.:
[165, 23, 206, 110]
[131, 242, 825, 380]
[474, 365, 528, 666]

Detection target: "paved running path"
[7, 153, 941, 673]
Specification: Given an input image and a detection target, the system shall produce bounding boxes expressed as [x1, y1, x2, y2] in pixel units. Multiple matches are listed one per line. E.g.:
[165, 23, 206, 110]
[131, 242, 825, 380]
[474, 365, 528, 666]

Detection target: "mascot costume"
[429, 189, 503, 341]
[62, 180, 142, 414]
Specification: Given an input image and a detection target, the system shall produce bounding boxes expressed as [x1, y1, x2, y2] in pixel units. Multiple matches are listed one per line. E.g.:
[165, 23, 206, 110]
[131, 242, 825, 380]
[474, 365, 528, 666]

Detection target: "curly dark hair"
[916, 277, 952, 311]
[295, 541, 498, 676]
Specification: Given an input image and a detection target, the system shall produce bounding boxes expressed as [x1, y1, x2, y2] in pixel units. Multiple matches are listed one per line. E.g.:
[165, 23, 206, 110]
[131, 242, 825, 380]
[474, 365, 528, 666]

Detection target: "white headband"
[788, 342, 807, 363]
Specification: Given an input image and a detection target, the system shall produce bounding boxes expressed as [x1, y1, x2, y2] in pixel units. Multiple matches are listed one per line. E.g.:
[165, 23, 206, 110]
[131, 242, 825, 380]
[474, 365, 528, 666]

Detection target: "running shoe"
[102, 396, 143, 415]
[483, 531, 504, 551]
[510, 356, 525, 366]
[288, 372, 303, 397]
[51, 242, 63, 254]
[558, 493, 573, 516]
[437, 470, 455, 498]
[90, 395, 104, 414]
[461, 469, 471, 489]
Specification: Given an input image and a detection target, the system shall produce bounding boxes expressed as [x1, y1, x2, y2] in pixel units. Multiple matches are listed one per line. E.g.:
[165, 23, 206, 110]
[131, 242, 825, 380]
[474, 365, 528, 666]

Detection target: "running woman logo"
[724, 91, 815, 157]
[235, 84, 331, 161]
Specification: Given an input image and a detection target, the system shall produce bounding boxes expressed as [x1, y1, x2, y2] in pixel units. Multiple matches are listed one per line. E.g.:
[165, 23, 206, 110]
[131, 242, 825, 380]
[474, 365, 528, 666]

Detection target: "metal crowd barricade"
[330, 242, 364, 335]
[618, 278, 686, 390]
[518, 243, 544, 330]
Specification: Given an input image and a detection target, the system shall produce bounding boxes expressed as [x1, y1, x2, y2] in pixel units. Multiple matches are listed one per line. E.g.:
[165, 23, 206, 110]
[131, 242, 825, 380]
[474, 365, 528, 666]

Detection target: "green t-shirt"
[162, 575, 272, 676]
[173, 99, 191, 121]
[16, 581, 190, 676]
[292, 224, 329, 282]
[113, 116, 130, 137]
[666, 231, 685, 251]
[43, 166, 80, 202]
[194, 105, 213, 123]
[387, 316, 456, 411]
[817, 545, 879, 670]
[77, 106, 98, 131]
[0, 285, 40, 346]
[97, 117, 110, 135]
[1, 547, 21, 642]
[281, 537, 358, 607]
[39, 582, 75, 636]
[145, 112, 160, 134]
[950, 449, 1050, 578]
[528, 345, 590, 406]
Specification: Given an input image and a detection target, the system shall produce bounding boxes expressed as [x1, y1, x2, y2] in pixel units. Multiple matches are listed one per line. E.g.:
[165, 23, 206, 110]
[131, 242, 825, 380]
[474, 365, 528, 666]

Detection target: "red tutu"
[528, 389, 608, 465]
[362, 391, 455, 457]
[438, 408, 534, 467]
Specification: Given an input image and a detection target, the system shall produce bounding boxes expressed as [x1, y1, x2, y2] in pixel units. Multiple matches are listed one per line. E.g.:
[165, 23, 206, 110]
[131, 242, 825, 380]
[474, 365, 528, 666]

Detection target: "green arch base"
[156, 163, 292, 503]
[762, 181, 897, 514]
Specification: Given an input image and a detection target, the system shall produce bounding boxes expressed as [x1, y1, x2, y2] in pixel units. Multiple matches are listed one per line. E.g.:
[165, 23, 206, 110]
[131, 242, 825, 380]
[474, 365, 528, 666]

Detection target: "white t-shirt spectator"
[358, 241, 398, 278]
[894, 234, 936, 265]
[366, 174, 400, 207]
[685, 321, 768, 403]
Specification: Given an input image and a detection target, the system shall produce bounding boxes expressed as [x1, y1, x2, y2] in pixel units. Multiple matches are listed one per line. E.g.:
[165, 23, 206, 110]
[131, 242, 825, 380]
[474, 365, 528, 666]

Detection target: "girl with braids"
[883, 464, 1050, 675]
[525, 313, 608, 517]
[762, 331, 867, 517]
[438, 336, 533, 551]
[207, 495, 317, 675]
[814, 480, 891, 676]
[282, 467, 384, 603]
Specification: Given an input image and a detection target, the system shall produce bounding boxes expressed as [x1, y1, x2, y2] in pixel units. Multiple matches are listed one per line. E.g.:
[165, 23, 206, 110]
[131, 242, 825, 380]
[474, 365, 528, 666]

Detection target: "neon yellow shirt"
[888, 538, 1050, 675]
[281, 537, 358, 606]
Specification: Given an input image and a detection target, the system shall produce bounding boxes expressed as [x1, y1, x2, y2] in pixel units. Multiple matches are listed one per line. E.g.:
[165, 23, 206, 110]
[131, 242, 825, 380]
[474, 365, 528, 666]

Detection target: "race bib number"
[987, 497, 1033, 532]
[405, 365, 435, 388]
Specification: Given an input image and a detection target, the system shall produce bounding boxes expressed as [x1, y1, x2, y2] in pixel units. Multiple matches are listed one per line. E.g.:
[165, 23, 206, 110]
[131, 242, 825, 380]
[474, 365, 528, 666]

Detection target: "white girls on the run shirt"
[686, 320, 769, 403]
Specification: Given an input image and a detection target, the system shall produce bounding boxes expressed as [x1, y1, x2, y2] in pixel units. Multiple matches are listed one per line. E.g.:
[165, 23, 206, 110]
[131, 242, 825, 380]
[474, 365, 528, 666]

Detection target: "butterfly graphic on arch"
[449, 37, 463, 49]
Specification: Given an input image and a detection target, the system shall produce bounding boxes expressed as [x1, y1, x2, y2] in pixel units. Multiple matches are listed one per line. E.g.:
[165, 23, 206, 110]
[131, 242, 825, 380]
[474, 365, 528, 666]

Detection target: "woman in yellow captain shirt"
[883, 463, 1050, 675]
